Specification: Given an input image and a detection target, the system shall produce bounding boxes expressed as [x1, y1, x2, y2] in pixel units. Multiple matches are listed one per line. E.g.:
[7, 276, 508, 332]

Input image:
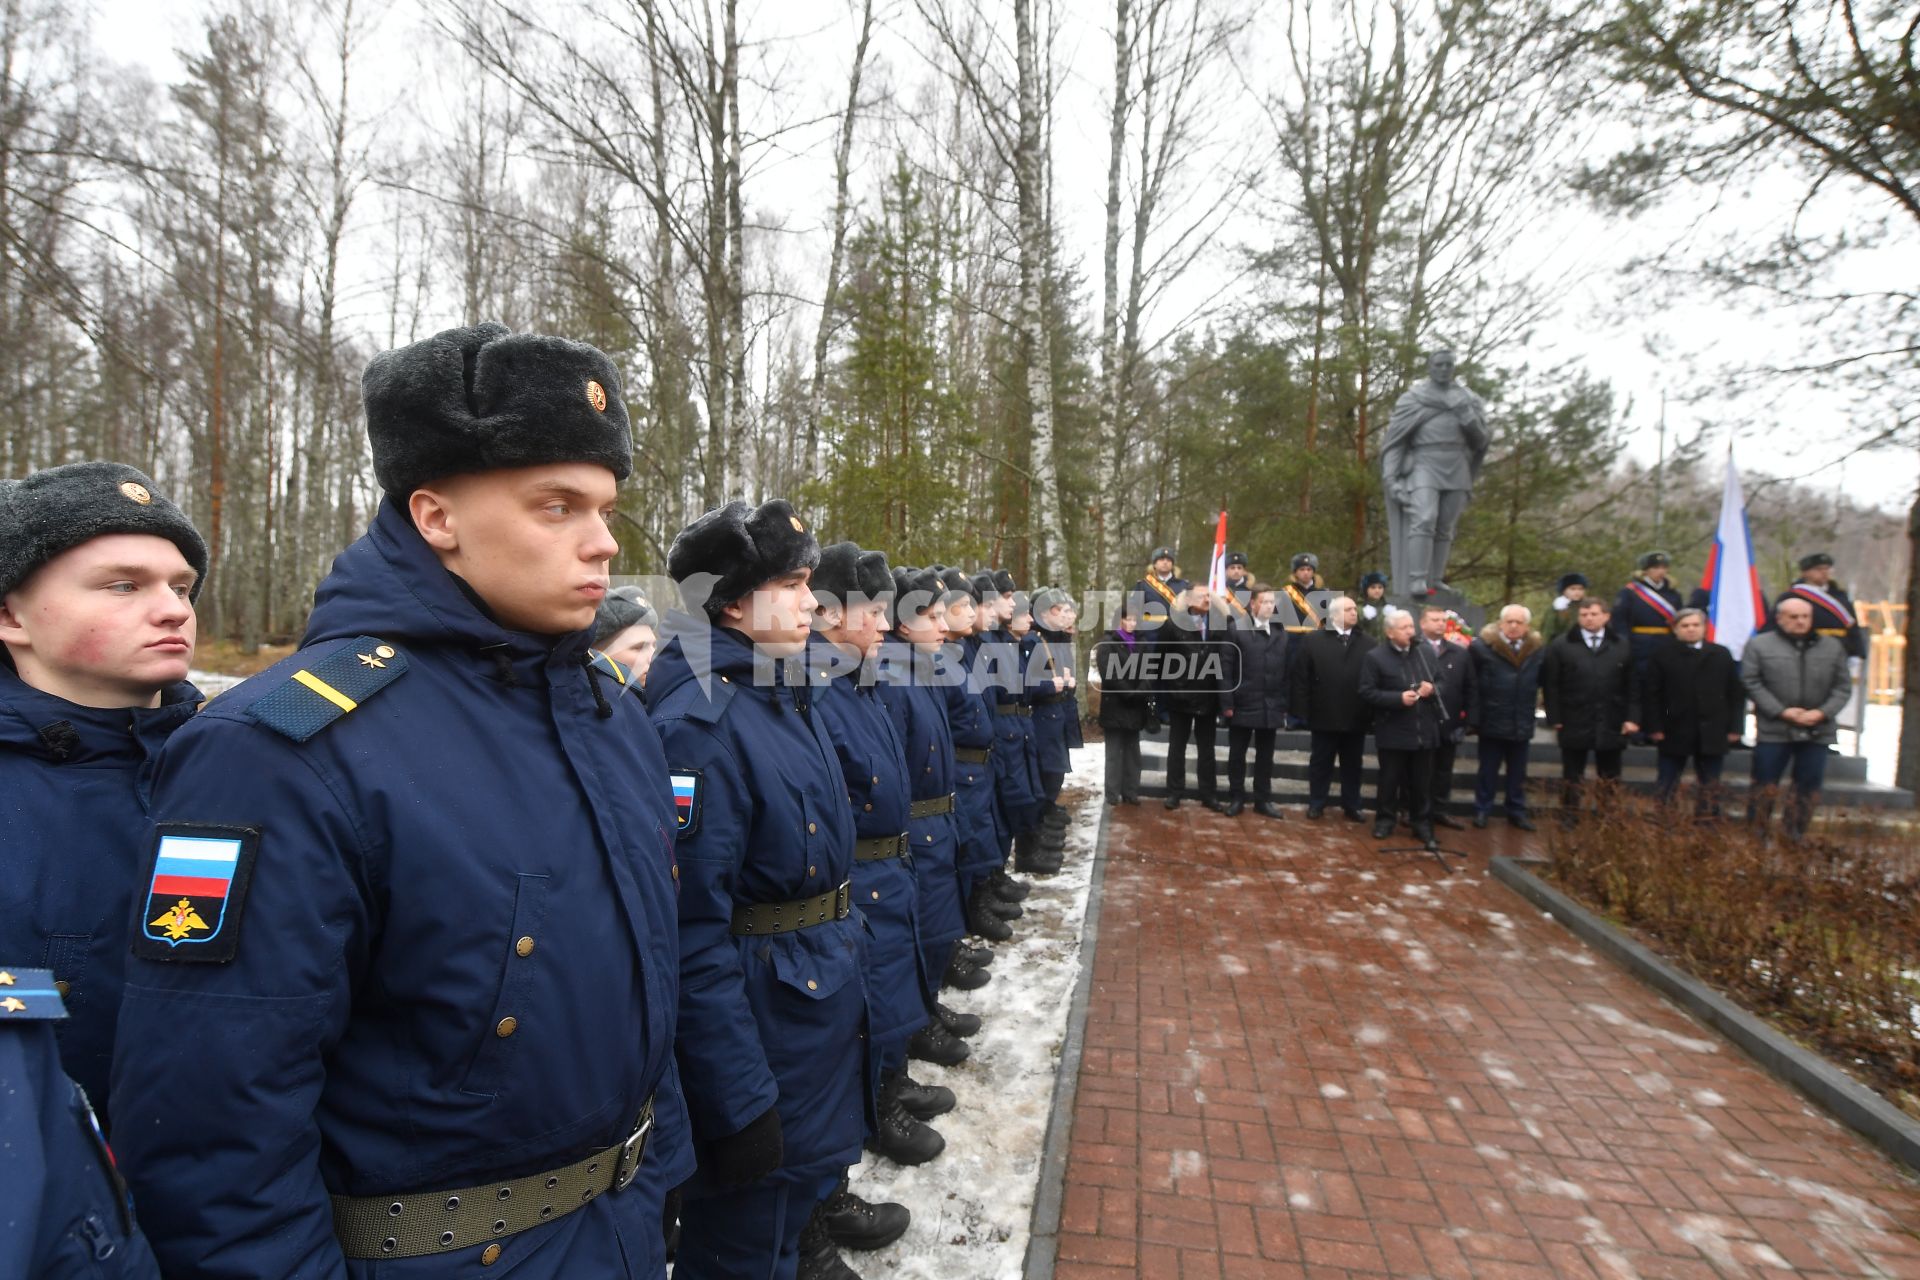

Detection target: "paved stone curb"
[1490, 853, 1920, 1178]
[1022, 803, 1113, 1280]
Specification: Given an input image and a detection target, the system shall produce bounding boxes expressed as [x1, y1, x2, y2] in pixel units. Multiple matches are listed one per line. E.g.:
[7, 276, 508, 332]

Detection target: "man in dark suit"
[1413, 604, 1475, 828]
[1358, 609, 1443, 843]
[1158, 585, 1226, 811]
[1218, 583, 1289, 818]
[1542, 596, 1638, 816]
[1289, 595, 1374, 820]
[1640, 607, 1745, 813]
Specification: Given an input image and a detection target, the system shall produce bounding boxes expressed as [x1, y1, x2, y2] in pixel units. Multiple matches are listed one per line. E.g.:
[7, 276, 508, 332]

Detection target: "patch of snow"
[1318, 1083, 1348, 1099]
[1631, 1073, 1673, 1095]
[1550, 947, 1598, 968]
[1690, 1088, 1726, 1107]
[1218, 954, 1250, 977]
[848, 745, 1103, 1279]
[1581, 1003, 1720, 1054]
[1168, 1150, 1205, 1180]
[1355, 1024, 1390, 1046]
[1287, 1192, 1313, 1209]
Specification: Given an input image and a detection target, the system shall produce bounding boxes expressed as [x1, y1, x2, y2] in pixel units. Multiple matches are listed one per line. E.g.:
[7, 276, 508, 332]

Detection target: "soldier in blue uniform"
[1026, 587, 1083, 864]
[0, 968, 161, 1278]
[1220, 551, 1253, 625]
[109, 323, 691, 1278]
[938, 567, 1021, 945]
[1771, 552, 1869, 661]
[1612, 550, 1682, 682]
[0, 463, 206, 1127]
[967, 570, 1033, 960]
[875, 567, 973, 1070]
[801, 543, 942, 1275]
[647, 498, 869, 1280]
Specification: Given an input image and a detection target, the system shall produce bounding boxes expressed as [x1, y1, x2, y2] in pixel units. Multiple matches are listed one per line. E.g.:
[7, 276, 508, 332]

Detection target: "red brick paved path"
[1054, 806, 1920, 1279]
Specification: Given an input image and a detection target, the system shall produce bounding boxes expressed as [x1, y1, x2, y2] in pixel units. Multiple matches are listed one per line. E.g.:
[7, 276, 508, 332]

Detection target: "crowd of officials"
[1100, 546, 1866, 845]
[2, 325, 1089, 1280]
[0, 322, 1873, 1280]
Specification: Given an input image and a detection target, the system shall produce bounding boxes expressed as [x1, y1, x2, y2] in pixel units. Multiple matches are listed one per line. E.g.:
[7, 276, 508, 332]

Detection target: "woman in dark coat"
[1640, 607, 1745, 812]
[1096, 603, 1151, 804]
[1218, 584, 1289, 818]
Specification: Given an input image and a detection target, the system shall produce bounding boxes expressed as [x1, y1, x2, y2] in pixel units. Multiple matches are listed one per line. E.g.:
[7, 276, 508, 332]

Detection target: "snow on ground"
[189, 668, 245, 696]
[845, 745, 1105, 1280]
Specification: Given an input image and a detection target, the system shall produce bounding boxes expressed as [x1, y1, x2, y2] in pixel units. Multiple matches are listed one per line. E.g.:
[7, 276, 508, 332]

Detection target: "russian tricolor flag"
[149, 834, 243, 900]
[1700, 451, 1766, 659]
[1206, 510, 1228, 598]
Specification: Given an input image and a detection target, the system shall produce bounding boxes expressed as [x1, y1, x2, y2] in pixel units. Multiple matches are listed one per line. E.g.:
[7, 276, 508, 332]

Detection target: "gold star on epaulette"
[0, 971, 14, 986]
[357, 653, 386, 669]
[0, 997, 25, 1013]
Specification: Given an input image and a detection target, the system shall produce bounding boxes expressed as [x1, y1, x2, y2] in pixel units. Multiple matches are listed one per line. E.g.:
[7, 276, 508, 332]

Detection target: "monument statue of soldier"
[1382, 348, 1489, 598]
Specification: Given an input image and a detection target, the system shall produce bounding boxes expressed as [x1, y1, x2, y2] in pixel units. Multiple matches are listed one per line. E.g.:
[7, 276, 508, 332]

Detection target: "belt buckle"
[614, 1101, 655, 1192]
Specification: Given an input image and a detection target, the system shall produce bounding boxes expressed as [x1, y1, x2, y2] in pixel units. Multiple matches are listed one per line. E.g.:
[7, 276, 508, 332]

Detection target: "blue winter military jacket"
[109, 498, 693, 1279]
[1027, 627, 1084, 776]
[805, 636, 927, 1049]
[977, 625, 1043, 832]
[946, 635, 1001, 882]
[647, 619, 868, 1185]
[873, 639, 966, 954]
[0, 970, 161, 1280]
[0, 668, 198, 1127]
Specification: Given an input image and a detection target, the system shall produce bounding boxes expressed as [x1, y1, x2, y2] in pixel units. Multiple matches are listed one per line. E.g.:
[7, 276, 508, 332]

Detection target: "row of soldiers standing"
[1, 323, 1086, 1280]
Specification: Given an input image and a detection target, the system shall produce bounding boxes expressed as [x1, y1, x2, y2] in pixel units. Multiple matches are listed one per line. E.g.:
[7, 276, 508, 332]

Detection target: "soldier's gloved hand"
[707, 1106, 784, 1188]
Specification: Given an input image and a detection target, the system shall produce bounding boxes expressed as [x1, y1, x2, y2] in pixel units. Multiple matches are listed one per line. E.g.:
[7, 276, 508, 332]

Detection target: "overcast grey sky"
[88, 0, 1917, 517]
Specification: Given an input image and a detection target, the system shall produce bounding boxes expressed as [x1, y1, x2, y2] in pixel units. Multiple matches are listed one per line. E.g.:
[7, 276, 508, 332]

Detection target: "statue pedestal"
[1389, 586, 1486, 634]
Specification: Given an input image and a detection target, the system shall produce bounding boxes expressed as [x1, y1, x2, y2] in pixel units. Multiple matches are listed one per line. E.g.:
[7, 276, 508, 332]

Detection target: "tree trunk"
[807, 0, 874, 475]
[1091, 0, 1131, 599]
[1898, 486, 1919, 794]
[1014, 0, 1068, 584]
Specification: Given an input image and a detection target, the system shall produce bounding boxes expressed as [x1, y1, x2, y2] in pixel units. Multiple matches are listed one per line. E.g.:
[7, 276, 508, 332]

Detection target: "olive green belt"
[854, 834, 909, 861]
[330, 1098, 654, 1260]
[731, 880, 852, 936]
[909, 793, 954, 818]
[994, 703, 1031, 717]
[954, 746, 991, 763]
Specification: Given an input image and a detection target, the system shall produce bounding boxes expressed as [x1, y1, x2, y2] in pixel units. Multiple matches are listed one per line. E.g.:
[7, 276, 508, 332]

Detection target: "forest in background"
[0, 0, 1912, 662]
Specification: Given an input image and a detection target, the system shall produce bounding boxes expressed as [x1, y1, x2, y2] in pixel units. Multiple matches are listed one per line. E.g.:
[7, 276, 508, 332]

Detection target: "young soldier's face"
[1365, 584, 1385, 602]
[1293, 566, 1314, 587]
[0, 533, 197, 707]
[899, 600, 948, 651]
[410, 462, 620, 635]
[730, 570, 818, 656]
[602, 623, 657, 683]
[944, 596, 978, 636]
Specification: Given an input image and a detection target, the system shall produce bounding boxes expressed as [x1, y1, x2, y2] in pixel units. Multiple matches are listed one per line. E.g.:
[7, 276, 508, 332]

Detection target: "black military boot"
[955, 940, 995, 968]
[868, 1071, 946, 1166]
[965, 890, 1013, 942]
[1027, 835, 1064, 875]
[989, 866, 1031, 902]
[798, 1201, 864, 1279]
[1043, 804, 1069, 831]
[935, 1001, 982, 1037]
[1013, 828, 1051, 874]
[821, 1175, 911, 1251]
[943, 952, 991, 990]
[907, 1016, 971, 1066]
[894, 1069, 957, 1120]
[973, 881, 1022, 920]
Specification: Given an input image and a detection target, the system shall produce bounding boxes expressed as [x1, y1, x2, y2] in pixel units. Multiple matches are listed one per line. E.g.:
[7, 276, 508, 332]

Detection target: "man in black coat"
[1641, 607, 1744, 812]
[1218, 583, 1289, 819]
[1413, 604, 1475, 828]
[1542, 597, 1638, 815]
[1289, 595, 1374, 820]
[1157, 585, 1226, 811]
[1358, 609, 1443, 842]
[1467, 605, 1544, 830]
[1096, 603, 1153, 804]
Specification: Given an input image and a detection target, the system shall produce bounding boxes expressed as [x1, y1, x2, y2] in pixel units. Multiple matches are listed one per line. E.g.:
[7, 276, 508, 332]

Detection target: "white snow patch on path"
[1581, 1003, 1721, 1054]
[847, 745, 1103, 1279]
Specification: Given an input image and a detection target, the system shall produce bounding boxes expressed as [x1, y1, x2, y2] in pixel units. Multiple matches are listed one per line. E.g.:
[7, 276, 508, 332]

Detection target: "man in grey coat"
[1741, 596, 1851, 839]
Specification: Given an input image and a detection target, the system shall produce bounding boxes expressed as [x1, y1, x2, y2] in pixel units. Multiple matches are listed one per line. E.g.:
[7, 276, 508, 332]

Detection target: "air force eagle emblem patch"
[131, 825, 261, 963]
[669, 770, 702, 837]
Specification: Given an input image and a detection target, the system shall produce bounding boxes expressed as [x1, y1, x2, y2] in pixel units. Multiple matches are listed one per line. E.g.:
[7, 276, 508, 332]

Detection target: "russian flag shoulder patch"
[130, 824, 261, 964]
[669, 769, 702, 838]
